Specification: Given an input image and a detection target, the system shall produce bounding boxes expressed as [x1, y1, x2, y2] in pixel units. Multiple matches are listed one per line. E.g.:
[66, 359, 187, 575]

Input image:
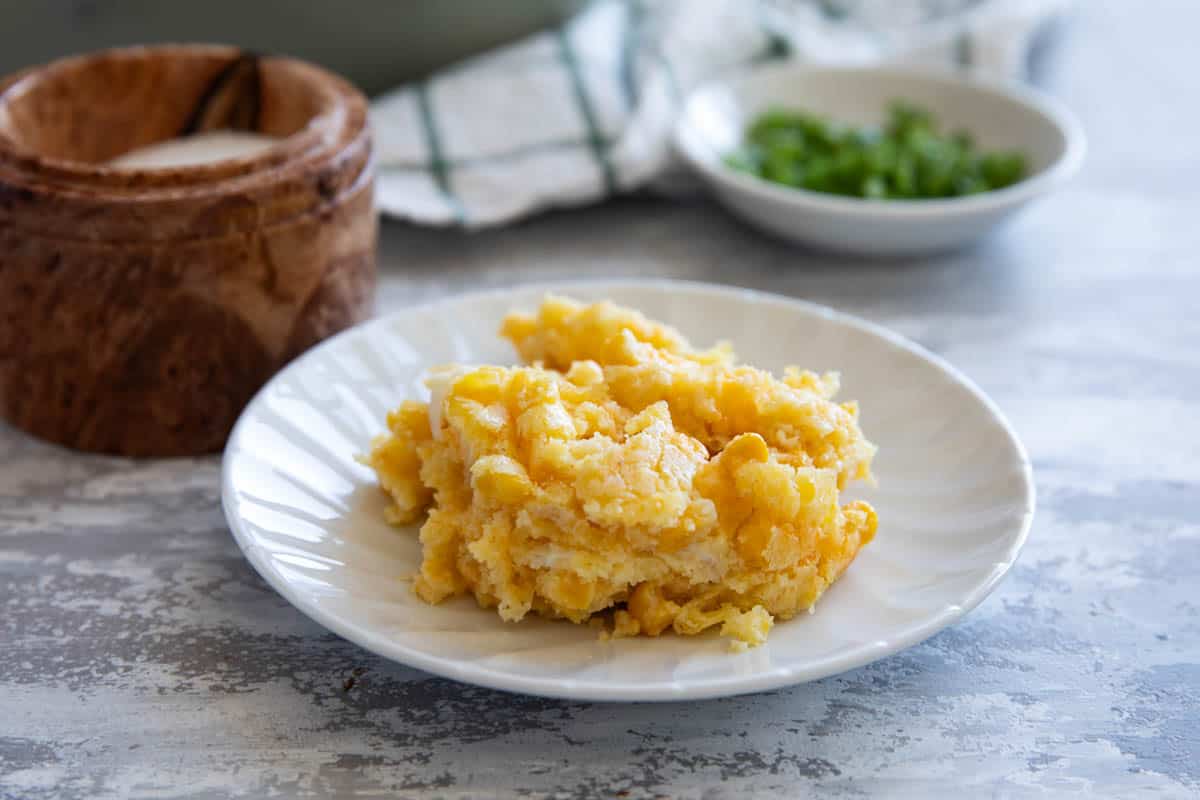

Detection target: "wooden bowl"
[0, 45, 376, 456]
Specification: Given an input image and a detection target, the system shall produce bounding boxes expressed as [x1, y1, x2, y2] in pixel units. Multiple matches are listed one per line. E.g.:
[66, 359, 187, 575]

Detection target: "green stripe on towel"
[750, 0, 793, 66]
[815, 1, 850, 21]
[556, 27, 618, 193]
[955, 27, 975, 71]
[651, 46, 683, 106]
[415, 82, 467, 225]
[619, 0, 646, 109]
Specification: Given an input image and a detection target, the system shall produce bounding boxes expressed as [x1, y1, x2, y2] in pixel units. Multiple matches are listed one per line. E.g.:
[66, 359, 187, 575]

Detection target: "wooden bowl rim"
[0, 43, 365, 192]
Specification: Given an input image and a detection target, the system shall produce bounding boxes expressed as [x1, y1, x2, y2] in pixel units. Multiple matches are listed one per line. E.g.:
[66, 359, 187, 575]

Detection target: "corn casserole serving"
[366, 296, 878, 649]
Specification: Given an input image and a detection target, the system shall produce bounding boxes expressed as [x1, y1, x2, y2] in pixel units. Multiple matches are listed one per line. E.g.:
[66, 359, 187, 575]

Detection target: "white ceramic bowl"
[674, 65, 1085, 256]
[222, 280, 1034, 702]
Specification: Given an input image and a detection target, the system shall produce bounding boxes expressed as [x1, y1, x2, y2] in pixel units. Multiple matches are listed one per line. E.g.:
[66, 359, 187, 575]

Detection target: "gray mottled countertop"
[2, 3, 1198, 798]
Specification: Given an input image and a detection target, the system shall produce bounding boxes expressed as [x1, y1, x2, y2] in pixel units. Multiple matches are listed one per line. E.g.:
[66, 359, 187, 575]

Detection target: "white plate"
[675, 65, 1085, 256]
[221, 281, 1034, 701]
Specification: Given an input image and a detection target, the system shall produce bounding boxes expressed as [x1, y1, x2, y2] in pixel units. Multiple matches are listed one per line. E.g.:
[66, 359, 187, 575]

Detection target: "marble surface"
[2, 2, 1198, 798]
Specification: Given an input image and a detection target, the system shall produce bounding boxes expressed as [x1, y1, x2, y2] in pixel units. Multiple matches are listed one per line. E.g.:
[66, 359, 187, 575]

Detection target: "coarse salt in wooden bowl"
[0, 44, 377, 457]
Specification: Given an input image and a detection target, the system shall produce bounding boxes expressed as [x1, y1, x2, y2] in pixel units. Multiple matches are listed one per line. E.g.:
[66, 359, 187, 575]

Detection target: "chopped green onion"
[726, 101, 1028, 200]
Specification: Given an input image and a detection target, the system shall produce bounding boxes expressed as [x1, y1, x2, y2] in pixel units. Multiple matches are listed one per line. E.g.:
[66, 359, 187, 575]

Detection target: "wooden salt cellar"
[0, 45, 377, 456]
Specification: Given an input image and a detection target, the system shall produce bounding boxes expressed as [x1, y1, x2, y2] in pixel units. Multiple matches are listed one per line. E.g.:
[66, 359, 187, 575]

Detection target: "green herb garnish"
[724, 102, 1028, 199]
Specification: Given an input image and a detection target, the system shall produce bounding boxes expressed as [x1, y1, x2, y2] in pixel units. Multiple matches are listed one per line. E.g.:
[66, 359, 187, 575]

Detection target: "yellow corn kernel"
[470, 455, 534, 504]
[627, 583, 680, 636]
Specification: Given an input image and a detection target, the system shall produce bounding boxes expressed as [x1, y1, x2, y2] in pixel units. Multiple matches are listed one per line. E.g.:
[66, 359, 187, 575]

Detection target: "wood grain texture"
[0, 45, 376, 456]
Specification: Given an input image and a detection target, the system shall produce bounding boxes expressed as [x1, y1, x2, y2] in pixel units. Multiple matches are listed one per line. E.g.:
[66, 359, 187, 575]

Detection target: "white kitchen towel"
[370, 0, 1069, 228]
